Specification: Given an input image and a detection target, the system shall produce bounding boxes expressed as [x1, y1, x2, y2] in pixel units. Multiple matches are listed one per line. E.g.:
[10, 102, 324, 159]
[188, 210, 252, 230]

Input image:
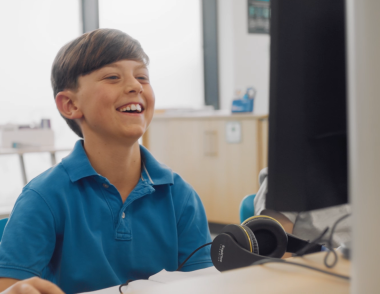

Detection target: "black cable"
[294, 213, 351, 269]
[323, 213, 351, 268]
[119, 214, 351, 292]
[119, 279, 134, 294]
[176, 242, 213, 271]
[253, 258, 350, 280]
[295, 227, 329, 256]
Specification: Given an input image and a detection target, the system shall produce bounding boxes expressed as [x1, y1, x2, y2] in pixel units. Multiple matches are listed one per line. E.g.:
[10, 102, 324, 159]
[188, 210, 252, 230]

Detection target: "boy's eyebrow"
[102, 63, 148, 70]
[135, 64, 148, 70]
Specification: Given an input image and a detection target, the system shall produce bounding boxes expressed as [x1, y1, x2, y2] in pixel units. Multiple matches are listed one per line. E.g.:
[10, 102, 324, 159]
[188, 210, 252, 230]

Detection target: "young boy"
[0, 29, 213, 294]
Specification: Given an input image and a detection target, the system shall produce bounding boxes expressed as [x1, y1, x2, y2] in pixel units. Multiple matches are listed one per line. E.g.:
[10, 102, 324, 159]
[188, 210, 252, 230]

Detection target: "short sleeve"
[0, 189, 56, 279]
[176, 188, 213, 272]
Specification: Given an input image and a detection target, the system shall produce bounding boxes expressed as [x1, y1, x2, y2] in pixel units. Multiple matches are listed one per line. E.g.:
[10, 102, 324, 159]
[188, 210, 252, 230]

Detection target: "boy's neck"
[82, 135, 142, 203]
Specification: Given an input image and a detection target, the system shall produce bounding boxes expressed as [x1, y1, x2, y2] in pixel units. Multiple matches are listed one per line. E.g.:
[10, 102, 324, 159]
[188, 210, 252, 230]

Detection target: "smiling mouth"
[117, 103, 144, 113]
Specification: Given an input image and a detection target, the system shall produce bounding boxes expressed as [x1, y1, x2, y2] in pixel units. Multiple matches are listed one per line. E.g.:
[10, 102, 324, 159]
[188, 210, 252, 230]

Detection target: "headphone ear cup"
[240, 224, 259, 254]
[221, 224, 259, 254]
[242, 216, 288, 258]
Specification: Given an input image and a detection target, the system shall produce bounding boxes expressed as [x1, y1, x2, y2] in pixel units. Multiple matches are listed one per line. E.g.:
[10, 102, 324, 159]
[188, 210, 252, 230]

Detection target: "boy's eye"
[137, 76, 149, 81]
[106, 76, 119, 80]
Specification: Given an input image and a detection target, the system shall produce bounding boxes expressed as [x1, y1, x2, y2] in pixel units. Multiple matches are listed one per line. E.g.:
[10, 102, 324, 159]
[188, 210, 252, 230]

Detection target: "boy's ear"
[55, 91, 83, 120]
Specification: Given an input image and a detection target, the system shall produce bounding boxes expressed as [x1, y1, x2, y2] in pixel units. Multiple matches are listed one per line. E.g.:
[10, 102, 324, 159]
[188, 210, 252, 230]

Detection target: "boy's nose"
[124, 79, 143, 94]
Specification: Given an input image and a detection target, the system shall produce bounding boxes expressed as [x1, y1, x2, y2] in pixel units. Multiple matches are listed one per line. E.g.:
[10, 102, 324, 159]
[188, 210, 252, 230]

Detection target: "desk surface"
[132, 252, 350, 294]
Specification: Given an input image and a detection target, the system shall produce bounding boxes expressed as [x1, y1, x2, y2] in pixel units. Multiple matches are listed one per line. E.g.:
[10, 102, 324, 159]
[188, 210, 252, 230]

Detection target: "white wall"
[218, 0, 270, 114]
[0, 0, 82, 148]
[99, 0, 205, 110]
[0, 0, 81, 213]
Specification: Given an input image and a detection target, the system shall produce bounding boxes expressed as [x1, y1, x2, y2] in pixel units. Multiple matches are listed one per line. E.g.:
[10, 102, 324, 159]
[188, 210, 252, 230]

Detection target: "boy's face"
[72, 59, 155, 143]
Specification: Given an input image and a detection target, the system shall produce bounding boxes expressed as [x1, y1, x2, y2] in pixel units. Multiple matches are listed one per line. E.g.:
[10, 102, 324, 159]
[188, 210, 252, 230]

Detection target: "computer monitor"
[266, 0, 348, 212]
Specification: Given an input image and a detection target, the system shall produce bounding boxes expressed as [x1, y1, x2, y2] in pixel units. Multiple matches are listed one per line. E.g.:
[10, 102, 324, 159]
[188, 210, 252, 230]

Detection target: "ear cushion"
[221, 224, 259, 254]
[241, 224, 259, 254]
[242, 215, 288, 258]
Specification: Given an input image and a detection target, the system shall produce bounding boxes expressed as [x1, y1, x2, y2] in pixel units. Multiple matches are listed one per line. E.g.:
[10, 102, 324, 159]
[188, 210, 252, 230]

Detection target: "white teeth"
[119, 104, 143, 112]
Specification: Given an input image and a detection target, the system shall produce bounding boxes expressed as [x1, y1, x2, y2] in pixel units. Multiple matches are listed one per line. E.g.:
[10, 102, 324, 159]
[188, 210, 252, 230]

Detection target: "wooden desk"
[132, 252, 350, 294]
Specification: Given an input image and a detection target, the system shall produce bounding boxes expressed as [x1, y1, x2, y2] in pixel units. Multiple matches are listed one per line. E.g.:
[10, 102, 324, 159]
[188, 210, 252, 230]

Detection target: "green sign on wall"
[248, 0, 270, 34]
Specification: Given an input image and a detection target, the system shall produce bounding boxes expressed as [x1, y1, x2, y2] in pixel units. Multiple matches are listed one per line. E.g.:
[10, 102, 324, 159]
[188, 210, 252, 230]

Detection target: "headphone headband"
[242, 215, 284, 229]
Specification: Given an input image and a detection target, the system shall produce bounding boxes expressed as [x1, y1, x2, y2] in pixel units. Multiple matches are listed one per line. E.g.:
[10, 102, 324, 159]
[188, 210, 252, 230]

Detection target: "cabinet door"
[258, 118, 269, 170]
[145, 117, 262, 224]
[145, 118, 214, 212]
[204, 118, 259, 224]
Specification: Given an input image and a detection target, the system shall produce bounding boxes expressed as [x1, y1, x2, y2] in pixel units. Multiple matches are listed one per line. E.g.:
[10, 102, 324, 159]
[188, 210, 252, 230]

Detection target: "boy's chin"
[83, 126, 145, 144]
[101, 133, 142, 146]
[119, 129, 145, 142]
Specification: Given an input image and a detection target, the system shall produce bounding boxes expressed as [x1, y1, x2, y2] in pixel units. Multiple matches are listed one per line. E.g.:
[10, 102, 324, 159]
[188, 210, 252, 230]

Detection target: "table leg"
[18, 154, 27, 186]
[50, 152, 57, 166]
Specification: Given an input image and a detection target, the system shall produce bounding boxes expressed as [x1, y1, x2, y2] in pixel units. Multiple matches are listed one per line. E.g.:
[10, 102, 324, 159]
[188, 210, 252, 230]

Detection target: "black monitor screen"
[266, 0, 348, 212]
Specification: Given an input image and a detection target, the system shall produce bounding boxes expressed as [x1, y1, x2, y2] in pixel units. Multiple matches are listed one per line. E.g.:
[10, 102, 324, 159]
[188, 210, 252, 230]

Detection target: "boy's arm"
[0, 189, 57, 283]
[175, 184, 213, 271]
[1, 277, 64, 294]
[0, 278, 19, 293]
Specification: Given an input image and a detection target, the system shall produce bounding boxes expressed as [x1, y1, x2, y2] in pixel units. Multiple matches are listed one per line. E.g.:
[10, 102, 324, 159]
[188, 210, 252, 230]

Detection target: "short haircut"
[51, 28, 149, 138]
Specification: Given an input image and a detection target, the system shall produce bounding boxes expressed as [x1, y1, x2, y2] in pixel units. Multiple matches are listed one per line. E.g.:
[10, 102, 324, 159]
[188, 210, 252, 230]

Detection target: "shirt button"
[122, 212, 126, 219]
[103, 183, 109, 188]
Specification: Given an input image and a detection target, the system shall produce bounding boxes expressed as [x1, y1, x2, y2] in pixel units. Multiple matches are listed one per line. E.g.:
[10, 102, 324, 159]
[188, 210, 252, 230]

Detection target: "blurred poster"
[248, 0, 270, 34]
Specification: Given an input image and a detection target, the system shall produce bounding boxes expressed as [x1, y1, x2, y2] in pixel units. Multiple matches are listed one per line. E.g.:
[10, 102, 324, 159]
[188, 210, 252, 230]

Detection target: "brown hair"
[51, 28, 149, 138]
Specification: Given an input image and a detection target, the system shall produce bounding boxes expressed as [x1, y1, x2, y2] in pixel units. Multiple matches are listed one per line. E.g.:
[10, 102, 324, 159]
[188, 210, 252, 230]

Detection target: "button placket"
[97, 178, 123, 233]
[114, 182, 155, 241]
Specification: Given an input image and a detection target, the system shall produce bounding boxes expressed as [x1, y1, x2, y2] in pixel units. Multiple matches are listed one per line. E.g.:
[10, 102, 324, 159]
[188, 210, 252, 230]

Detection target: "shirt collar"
[62, 140, 174, 185]
[61, 140, 98, 182]
[140, 144, 174, 186]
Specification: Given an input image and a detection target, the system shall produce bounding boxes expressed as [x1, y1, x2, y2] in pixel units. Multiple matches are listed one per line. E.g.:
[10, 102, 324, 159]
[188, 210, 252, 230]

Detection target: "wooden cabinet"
[142, 112, 268, 224]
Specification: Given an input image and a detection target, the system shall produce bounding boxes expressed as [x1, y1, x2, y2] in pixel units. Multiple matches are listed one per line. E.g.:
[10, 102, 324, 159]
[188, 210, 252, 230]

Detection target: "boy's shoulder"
[27, 140, 100, 188]
[23, 162, 72, 196]
[170, 172, 194, 193]
[23, 141, 90, 197]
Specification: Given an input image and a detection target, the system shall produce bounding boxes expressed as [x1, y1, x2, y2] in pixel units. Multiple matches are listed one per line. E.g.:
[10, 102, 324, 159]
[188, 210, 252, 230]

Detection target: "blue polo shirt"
[0, 140, 212, 293]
